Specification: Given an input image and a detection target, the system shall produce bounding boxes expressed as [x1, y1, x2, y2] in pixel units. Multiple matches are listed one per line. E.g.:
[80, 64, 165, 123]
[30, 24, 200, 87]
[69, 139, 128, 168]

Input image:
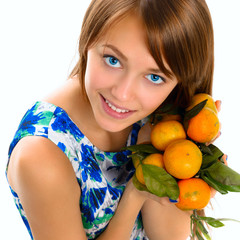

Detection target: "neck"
[92, 127, 133, 152]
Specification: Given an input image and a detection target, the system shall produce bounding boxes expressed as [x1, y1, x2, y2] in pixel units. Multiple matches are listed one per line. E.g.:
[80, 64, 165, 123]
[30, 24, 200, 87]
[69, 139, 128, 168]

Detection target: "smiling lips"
[105, 99, 130, 113]
[101, 95, 135, 119]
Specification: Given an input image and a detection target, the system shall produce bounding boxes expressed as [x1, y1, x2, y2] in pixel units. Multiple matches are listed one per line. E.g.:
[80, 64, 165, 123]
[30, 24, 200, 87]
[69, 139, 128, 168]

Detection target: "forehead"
[104, 14, 147, 42]
[95, 14, 174, 77]
[96, 14, 157, 62]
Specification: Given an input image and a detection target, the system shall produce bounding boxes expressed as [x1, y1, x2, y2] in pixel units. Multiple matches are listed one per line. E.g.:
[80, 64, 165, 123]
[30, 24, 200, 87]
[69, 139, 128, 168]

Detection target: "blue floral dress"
[6, 101, 149, 240]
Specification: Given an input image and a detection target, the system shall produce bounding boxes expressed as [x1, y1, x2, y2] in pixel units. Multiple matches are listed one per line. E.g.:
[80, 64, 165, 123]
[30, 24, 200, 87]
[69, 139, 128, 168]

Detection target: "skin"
[84, 14, 177, 135]
[8, 14, 195, 240]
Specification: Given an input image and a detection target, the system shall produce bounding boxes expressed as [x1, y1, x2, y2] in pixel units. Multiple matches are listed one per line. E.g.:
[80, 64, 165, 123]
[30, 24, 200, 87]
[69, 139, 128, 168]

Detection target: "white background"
[0, 0, 239, 239]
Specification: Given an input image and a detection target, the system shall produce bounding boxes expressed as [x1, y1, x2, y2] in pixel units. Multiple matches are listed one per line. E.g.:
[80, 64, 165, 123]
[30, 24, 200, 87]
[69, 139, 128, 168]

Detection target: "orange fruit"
[187, 93, 218, 114]
[151, 120, 186, 151]
[163, 139, 202, 179]
[136, 153, 164, 185]
[187, 107, 220, 143]
[175, 178, 211, 210]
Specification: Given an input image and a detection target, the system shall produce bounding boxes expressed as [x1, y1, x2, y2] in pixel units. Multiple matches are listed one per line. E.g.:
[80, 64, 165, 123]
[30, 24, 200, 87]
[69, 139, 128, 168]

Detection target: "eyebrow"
[148, 68, 162, 75]
[102, 44, 128, 62]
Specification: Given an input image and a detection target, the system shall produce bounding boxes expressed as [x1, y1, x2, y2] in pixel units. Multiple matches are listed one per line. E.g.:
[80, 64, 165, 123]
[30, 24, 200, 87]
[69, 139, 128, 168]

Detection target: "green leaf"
[154, 103, 183, 115]
[185, 99, 208, 120]
[184, 99, 208, 130]
[204, 220, 224, 228]
[201, 144, 224, 169]
[132, 174, 150, 192]
[197, 222, 211, 240]
[122, 144, 159, 154]
[130, 152, 147, 162]
[195, 230, 205, 240]
[200, 173, 228, 194]
[142, 165, 179, 200]
[190, 217, 195, 238]
[199, 143, 213, 155]
[212, 218, 240, 224]
[199, 215, 240, 226]
[191, 211, 240, 240]
[202, 161, 240, 192]
[151, 103, 184, 124]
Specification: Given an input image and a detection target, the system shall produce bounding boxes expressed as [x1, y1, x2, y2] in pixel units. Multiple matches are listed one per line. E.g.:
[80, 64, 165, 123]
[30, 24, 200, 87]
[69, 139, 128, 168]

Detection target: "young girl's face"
[84, 14, 178, 133]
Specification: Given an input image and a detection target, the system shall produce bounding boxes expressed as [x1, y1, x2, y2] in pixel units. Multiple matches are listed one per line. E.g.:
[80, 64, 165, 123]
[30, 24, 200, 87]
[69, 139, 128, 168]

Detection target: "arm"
[137, 123, 192, 239]
[7, 136, 147, 240]
[141, 199, 192, 240]
[97, 180, 146, 240]
[8, 136, 87, 240]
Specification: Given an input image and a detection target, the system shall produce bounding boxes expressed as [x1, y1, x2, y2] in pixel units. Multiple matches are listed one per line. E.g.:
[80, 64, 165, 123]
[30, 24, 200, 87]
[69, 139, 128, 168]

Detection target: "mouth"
[100, 95, 135, 119]
[105, 99, 130, 113]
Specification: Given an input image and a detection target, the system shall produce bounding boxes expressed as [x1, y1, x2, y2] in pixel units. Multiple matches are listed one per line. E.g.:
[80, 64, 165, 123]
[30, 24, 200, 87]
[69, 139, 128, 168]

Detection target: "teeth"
[105, 99, 129, 113]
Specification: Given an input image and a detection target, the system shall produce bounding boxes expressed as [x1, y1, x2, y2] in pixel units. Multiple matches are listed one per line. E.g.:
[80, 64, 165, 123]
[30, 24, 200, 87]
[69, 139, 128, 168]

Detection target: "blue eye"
[146, 74, 165, 84]
[104, 55, 121, 68]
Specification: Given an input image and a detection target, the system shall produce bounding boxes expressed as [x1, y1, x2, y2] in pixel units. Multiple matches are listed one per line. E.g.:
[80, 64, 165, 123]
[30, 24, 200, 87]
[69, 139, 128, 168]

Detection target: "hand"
[125, 178, 179, 209]
[215, 100, 221, 112]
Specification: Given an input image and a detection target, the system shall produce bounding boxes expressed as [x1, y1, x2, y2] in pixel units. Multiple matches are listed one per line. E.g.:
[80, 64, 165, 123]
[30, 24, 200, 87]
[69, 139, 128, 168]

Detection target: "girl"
[6, 0, 215, 239]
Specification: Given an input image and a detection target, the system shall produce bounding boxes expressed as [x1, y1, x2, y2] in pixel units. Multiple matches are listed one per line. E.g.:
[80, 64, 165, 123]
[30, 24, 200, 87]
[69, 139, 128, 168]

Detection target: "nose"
[111, 74, 136, 102]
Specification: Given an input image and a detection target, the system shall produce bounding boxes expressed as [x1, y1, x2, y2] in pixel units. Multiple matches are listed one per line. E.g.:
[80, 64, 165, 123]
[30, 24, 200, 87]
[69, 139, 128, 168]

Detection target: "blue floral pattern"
[6, 101, 149, 239]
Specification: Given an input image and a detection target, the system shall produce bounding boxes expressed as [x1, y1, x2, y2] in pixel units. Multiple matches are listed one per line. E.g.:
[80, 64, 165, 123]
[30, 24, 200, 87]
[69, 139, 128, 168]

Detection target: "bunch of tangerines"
[125, 93, 240, 239]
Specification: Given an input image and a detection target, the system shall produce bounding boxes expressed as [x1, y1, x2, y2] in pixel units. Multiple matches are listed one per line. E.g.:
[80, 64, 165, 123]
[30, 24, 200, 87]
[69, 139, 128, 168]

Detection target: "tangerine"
[151, 120, 186, 151]
[187, 93, 218, 114]
[175, 178, 211, 210]
[163, 139, 202, 179]
[187, 107, 220, 143]
[136, 153, 164, 185]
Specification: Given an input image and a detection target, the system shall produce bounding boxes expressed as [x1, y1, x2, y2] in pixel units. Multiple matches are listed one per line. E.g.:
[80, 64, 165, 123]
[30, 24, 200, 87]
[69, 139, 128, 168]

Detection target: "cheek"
[141, 94, 164, 112]
[85, 61, 102, 92]
[140, 84, 177, 112]
[85, 58, 111, 93]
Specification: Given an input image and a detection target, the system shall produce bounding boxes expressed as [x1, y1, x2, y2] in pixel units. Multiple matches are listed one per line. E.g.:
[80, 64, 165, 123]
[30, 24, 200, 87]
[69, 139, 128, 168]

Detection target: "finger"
[215, 100, 222, 112]
[169, 198, 179, 203]
[145, 192, 179, 206]
[222, 154, 228, 166]
[210, 187, 217, 198]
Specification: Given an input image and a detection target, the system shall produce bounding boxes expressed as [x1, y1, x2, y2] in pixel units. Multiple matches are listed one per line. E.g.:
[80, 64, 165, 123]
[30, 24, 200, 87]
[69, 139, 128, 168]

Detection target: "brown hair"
[70, 0, 214, 108]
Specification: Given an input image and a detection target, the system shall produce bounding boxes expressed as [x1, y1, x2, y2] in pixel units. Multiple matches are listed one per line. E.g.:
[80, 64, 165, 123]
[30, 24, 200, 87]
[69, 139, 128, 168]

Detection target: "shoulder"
[7, 136, 87, 239]
[8, 136, 80, 198]
[8, 101, 57, 157]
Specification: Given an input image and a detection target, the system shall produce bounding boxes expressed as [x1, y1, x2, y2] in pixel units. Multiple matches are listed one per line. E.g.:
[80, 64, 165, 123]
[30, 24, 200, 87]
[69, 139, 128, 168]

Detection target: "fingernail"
[169, 198, 178, 203]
